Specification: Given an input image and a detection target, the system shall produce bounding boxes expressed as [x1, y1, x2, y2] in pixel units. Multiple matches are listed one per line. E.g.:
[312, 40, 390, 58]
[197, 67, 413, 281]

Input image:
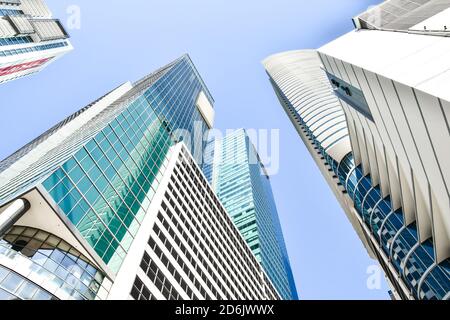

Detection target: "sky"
[0, 0, 390, 299]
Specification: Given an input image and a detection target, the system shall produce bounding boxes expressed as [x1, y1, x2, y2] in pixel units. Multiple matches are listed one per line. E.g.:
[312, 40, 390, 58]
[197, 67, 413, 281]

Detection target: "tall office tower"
[263, 0, 450, 300]
[0, 0, 72, 84]
[0, 55, 279, 300]
[207, 129, 297, 300]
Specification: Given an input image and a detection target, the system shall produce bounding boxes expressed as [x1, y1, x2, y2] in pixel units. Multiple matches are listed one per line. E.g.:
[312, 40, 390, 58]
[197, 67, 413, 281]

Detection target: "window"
[0, 226, 104, 300]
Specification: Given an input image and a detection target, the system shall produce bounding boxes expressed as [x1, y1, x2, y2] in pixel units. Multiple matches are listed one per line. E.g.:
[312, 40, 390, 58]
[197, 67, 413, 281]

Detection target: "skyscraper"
[263, 0, 450, 300]
[0, 55, 278, 300]
[207, 129, 297, 300]
[0, 0, 72, 84]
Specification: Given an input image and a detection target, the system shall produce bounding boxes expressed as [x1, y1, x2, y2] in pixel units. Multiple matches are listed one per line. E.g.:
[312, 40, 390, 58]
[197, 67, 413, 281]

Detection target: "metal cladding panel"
[8, 15, 34, 34]
[263, 50, 352, 163]
[30, 19, 67, 41]
[0, 18, 16, 37]
[19, 0, 52, 18]
[355, 0, 450, 31]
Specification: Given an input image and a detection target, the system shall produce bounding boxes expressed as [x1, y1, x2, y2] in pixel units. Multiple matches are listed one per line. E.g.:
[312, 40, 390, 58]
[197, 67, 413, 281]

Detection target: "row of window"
[148, 231, 194, 299]
[160, 198, 239, 297]
[0, 226, 104, 300]
[165, 180, 249, 299]
[140, 251, 183, 300]
[180, 146, 264, 281]
[173, 159, 265, 298]
[338, 153, 450, 300]
[130, 277, 156, 301]
[168, 163, 269, 299]
[0, 41, 68, 57]
[179, 148, 265, 279]
[0, 265, 55, 300]
[188, 146, 278, 299]
[0, 9, 23, 16]
[0, 36, 33, 47]
[154, 214, 220, 299]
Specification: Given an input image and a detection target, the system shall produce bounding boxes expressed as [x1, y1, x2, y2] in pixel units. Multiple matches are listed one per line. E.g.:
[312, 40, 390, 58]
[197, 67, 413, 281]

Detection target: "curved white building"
[263, 50, 352, 163]
[263, 50, 376, 259]
[264, 4, 450, 298]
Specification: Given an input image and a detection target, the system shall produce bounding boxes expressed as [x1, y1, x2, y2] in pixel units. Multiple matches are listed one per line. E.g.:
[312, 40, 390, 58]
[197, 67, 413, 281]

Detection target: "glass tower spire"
[208, 129, 298, 300]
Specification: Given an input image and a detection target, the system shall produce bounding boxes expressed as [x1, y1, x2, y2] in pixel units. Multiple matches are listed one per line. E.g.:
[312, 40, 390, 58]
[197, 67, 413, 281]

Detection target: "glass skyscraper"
[207, 129, 298, 300]
[0, 55, 213, 273]
[38, 55, 216, 274]
[0, 55, 279, 300]
[0, 0, 72, 84]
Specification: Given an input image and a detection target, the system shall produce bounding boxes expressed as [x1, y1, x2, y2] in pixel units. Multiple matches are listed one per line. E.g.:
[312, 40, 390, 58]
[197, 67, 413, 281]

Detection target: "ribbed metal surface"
[356, 0, 450, 31]
[263, 50, 351, 162]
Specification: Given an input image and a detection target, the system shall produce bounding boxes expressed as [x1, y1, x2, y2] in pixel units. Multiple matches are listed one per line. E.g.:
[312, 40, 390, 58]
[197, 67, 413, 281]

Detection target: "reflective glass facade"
[0, 226, 105, 300]
[34, 55, 214, 274]
[0, 41, 69, 57]
[209, 130, 298, 300]
[42, 116, 172, 273]
[0, 265, 56, 300]
[139, 56, 214, 152]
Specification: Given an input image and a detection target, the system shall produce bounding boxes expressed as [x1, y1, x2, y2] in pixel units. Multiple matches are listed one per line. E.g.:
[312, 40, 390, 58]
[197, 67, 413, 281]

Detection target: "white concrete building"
[0, 0, 72, 84]
[264, 0, 450, 300]
[263, 50, 376, 258]
[110, 143, 279, 300]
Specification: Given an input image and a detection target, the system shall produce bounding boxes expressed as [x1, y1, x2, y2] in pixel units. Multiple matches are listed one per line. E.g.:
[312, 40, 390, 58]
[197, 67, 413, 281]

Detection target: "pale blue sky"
[0, 0, 389, 299]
